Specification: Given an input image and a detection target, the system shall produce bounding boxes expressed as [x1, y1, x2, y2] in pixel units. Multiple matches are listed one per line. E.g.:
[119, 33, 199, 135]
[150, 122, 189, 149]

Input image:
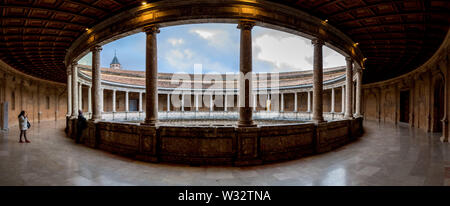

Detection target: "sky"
[78, 23, 345, 73]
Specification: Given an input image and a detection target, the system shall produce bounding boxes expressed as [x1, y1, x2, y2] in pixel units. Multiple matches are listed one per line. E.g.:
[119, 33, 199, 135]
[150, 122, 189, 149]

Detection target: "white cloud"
[191, 30, 215, 40]
[164, 48, 233, 73]
[189, 27, 237, 51]
[167, 38, 184, 46]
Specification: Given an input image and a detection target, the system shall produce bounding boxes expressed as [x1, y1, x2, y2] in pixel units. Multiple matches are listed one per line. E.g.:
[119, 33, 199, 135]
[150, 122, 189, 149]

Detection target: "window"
[46, 96, 50, 109]
[11, 91, 15, 110]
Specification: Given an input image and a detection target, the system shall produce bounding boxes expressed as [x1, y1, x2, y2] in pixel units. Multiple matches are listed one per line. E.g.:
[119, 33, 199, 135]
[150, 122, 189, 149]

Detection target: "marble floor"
[0, 120, 449, 186]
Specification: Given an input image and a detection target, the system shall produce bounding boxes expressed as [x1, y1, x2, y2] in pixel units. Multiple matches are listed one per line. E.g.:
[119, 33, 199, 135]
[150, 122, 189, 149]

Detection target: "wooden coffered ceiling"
[0, 0, 449, 83]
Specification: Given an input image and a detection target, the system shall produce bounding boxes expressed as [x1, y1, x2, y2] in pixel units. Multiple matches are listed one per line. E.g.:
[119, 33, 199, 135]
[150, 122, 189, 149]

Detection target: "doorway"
[433, 78, 444, 132]
[400, 90, 410, 123]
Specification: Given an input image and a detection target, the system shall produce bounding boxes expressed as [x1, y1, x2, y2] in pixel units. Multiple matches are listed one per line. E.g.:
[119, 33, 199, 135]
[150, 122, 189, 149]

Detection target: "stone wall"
[0, 60, 67, 129]
[67, 117, 363, 166]
[362, 30, 449, 141]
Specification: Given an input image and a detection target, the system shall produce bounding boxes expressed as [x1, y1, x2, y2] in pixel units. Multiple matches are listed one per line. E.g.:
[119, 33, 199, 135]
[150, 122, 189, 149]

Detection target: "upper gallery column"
[71, 62, 78, 117]
[143, 25, 159, 126]
[344, 57, 354, 119]
[237, 20, 255, 127]
[91, 45, 103, 120]
[66, 66, 72, 116]
[355, 66, 363, 117]
[311, 38, 325, 123]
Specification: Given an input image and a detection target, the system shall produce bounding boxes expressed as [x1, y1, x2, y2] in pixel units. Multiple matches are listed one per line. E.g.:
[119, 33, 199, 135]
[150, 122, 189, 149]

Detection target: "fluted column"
[331, 87, 335, 113]
[112, 89, 116, 112]
[355, 67, 363, 117]
[311, 38, 325, 123]
[344, 57, 354, 119]
[143, 25, 159, 126]
[90, 45, 102, 120]
[71, 62, 78, 117]
[66, 67, 72, 116]
[237, 20, 255, 127]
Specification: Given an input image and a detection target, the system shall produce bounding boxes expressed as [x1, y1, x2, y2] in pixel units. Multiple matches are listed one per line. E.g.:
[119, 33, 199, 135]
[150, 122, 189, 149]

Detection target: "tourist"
[76, 110, 87, 144]
[18, 111, 30, 143]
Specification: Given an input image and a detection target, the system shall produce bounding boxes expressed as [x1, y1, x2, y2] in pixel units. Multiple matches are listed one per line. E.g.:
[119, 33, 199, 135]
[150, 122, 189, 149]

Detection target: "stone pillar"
[253, 94, 257, 111]
[224, 95, 228, 112]
[311, 38, 325, 123]
[280, 93, 284, 112]
[78, 83, 82, 111]
[355, 67, 363, 117]
[209, 94, 213, 112]
[112, 90, 116, 112]
[71, 62, 78, 117]
[143, 25, 159, 126]
[294, 92, 298, 112]
[91, 45, 102, 120]
[344, 57, 354, 119]
[441, 57, 449, 142]
[88, 85, 92, 113]
[195, 94, 199, 112]
[307, 91, 311, 112]
[125, 91, 129, 112]
[181, 93, 185, 112]
[66, 67, 72, 116]
[139, 92, 143, 112]
[331, 87, 335, 113]
[237, 20, 255, 127]
[101, 88, 104, 112]
[341, 85, 345, 114]
[167, 93, 170, 112]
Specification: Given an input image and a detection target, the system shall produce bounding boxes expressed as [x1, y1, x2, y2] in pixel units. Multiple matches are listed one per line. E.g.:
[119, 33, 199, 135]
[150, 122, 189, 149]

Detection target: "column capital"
[144, 25, 160, 34]
[71, 61, 78, 67]
[237, 20, 255, 30]
[311, 38, 324, 46]
[90, 45, 102, 52]
[66, 67, 72, 75]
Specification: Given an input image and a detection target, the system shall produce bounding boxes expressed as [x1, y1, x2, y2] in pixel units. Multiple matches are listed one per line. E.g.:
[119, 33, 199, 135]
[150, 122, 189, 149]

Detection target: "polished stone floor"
[0, 120, 449, 186]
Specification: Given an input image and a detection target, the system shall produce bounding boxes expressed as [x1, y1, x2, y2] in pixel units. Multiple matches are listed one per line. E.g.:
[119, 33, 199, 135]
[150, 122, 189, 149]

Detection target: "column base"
[237, 120, 256, 127]
[312, 118, 326, 124]
[141, 120, 158, 126]
[441, 119, 449, 143]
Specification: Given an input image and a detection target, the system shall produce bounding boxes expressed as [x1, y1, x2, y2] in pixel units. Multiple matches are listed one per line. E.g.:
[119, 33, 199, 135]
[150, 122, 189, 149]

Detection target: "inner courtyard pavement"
[0, 120, 449, 186]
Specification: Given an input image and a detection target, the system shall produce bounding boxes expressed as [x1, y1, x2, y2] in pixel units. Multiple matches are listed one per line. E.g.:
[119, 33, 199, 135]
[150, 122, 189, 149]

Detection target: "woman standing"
[18, 111, 30, 143]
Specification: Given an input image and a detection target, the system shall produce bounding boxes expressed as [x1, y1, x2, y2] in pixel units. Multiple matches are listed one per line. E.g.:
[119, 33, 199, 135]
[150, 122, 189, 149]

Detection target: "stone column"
[91, 45, 102, 120]
[441, 58, 449, 142]
[280, 93, 284, 112]
[237, 20, 255, 127]
[139, 92, 143, 112]
[88, 85, 92, 113]
[78, 83, 82, 111]
[195, 94, 199, 112]
[253, 94, 257, 111]
[294, 92, 298, 112]
[224, 95, 228, 112]
[167, 93, 170, 112]
[355, 67, 363, 117]
[311, 38, 325, 123]
[344, 57, 354, 119]
[341, 85, 345, 113]
[209, 94, 213, 112]
[125, 91, 129, 112]
[71, 62, 78, 117]
[331, 87, 335, 113]
[143, 25, 159, 126]
[112, 90, 116, 112]
[66, 67, 72, 116]
[307, 91, 311, 112]
[181, 93, 185, 112]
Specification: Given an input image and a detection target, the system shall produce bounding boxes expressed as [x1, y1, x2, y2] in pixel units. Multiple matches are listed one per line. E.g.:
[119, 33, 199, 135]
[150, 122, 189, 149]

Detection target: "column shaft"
[88, 86, 92, 113]
[311, 39, 324, 122]
[78, 83, 82, 111]
[71, 63, 78, 117]
[224, 95, 228, 112]
[139, 92, 143, 112]
[280, 93, 284, 112]
[167, 93, 170, 112]
[355, 68, 362, 116]
[66, 68, 72, 116]
[112, 90, 116, 112]
[345, 57, 354, 119]
[91, 45, 103, 120]
[331, 87, 335, 113]
[181, 93, 185, 112]
[195, 94, 199, 112]
[237, 20, 255, 127]
[125, 91, 129, 112]
[294, 92, 298, 112]
[341, 86, 345, 113]
[143, 26, 159, 125]
[209, 94, 213, 112]
[307, 91, 311, 112]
